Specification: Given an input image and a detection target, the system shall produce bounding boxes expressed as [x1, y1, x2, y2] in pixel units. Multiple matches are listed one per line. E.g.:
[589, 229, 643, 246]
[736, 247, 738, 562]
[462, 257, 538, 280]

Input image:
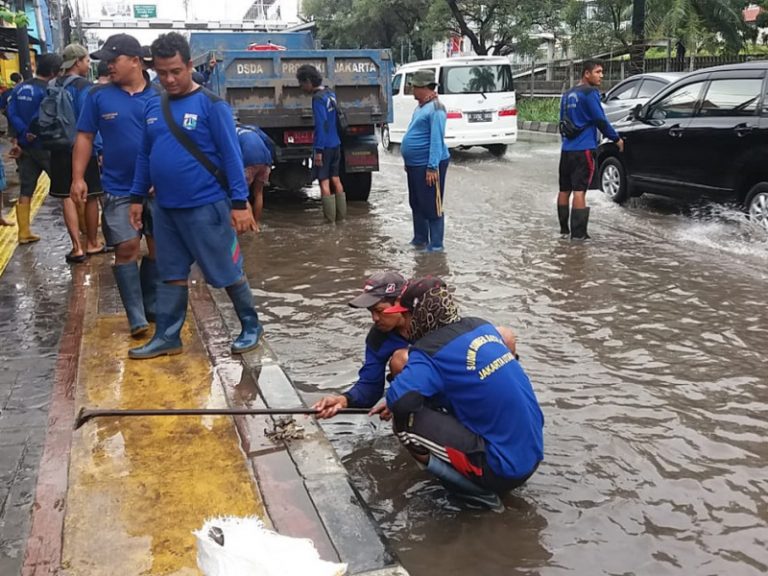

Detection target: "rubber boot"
[426, 217, 445, 252]
[570, 207, 591, 240]
[226, 280, 264, 354]
[16, 203, 40, 244]
[321, 196, 336, 223]
[427, 456, 503, 511]
[139, 257, 159, 323]
[113, 262, 149, 337]
[128, 283, 188, 359]
[557, 204, 570, 237]
[410, 213, 429, 247]
[335, 192, 347, 221]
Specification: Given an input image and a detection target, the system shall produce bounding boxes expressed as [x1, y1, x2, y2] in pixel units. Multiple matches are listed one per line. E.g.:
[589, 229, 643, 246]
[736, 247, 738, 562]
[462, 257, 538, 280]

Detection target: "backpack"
[36, 76, 79, 150]
[314, 91, 350, 137]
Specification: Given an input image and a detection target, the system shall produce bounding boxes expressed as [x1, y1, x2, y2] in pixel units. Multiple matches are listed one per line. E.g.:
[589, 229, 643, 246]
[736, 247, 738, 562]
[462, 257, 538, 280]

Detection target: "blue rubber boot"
[426, 217, 445, 252]
[139, 257, 158, 323]
[427, 455, 503, 511]
[113, 262, 149, 337]
[226, 279, 264, 354]
[410, 212, 429, 247]
[128, 283, 188, 359]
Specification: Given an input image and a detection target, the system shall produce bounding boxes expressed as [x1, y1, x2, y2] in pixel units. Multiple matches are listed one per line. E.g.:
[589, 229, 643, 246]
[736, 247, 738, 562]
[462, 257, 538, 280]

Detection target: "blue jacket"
[343, 327, 410, 408]
[386, 318, 544, 480]
[312, 88, 341, 151]
[401, 99, 450, 169]
[131, 87, 249, 209]
[77, 78, 161, 196]
[560, 85, 620, 151]
[8, 78, 48, 149]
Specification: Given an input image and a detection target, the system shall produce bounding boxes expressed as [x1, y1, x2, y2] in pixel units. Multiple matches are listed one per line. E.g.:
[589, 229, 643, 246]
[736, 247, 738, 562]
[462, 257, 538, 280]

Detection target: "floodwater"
[240, 136, 768, 576]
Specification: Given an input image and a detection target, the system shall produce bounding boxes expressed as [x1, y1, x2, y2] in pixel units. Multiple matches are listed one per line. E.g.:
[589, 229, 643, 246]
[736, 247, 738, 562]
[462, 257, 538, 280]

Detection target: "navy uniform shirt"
[560, 85, 620, 151]
[343, 327, 410, 408]
[312, 88, 341, 151]
[131, 87, 248, 209]
[77, 78, 160, 196]
[7, 78, 48, 149]
[237, 125, 273, 167]
[386, 318, 544, 480]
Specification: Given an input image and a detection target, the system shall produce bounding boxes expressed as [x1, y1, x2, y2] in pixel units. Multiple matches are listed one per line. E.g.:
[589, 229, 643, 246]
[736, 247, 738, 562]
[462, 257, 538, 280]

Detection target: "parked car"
[602, 72, 685, 123]
[596, 62, 768, 231]
[382, 56, 517, 157]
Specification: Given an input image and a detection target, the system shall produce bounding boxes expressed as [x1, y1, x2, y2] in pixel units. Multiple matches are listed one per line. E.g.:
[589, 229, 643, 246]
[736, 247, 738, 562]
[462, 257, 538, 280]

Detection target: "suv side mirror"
[629, 103, 643, 120]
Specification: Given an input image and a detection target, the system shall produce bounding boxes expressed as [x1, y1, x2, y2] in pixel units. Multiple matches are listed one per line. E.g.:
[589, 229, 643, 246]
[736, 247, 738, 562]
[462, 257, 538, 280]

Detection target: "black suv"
[596, 62, 768, 230]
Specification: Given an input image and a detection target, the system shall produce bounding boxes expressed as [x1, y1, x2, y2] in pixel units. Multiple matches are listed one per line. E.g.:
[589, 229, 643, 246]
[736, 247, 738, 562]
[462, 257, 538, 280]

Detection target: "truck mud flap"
[343, 141, 379, 174]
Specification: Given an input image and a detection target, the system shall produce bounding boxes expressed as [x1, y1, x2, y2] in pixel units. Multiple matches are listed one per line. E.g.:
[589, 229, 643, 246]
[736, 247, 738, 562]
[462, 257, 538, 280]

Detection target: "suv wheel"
[745, 182, 768, 232]
[599, 156, 629, 204]
[381, 124, 392, 151]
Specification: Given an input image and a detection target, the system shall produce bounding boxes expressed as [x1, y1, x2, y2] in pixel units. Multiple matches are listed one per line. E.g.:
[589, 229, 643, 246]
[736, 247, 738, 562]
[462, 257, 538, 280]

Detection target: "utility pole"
[629, 0, 646, 76]
[14, 0, 32, 79]
[32, 0, 47, 53]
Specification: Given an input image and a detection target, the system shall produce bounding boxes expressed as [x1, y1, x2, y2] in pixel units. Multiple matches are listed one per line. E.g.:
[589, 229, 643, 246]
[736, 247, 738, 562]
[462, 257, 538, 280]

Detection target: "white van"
[382, 56, 517, 157]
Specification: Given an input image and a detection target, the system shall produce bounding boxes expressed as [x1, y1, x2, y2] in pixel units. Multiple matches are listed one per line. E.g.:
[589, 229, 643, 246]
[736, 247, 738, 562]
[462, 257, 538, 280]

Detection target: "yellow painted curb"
[0, 172, 50, 277]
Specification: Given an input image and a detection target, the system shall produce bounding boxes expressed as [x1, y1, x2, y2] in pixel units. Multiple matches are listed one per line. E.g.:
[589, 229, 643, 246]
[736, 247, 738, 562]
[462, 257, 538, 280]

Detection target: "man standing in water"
[558, 60, 623, 240]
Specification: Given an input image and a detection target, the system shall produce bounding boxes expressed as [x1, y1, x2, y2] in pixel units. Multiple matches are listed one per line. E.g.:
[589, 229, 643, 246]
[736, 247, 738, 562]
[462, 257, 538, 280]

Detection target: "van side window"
[404, 69, 436, 96]
[698, 78, 762, 117]
[392, 74, 402, 96]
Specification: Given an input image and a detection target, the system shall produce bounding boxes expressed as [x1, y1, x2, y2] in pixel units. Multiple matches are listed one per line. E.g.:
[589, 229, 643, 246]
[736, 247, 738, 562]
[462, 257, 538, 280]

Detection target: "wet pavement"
[239, 134, 768, 576]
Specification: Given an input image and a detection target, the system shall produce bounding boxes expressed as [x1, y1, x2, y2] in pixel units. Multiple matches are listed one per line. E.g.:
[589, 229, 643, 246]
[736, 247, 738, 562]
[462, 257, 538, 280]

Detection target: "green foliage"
[516, 96, 561, 123]
[0, 8, 29, 27]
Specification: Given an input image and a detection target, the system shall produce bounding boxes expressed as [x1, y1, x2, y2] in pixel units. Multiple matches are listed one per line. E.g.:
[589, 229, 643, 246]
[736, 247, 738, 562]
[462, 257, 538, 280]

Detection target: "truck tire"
[341, 172, 372, 202]
[381, 124, 393, 152]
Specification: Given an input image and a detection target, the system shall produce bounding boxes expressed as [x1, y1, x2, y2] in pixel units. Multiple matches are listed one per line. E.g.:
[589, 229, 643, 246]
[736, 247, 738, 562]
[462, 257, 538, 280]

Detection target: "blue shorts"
[313, 146, 341, 182]
[153, 199, 243, 289]
[102, 193, 153, 247]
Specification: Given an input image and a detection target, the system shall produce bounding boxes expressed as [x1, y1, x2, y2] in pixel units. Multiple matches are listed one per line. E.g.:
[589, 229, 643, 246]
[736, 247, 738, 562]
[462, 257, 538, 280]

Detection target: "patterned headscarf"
[409, 284, 461, 341]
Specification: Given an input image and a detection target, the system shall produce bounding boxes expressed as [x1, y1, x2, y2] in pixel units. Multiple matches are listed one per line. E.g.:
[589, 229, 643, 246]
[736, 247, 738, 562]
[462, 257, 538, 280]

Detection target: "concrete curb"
[519, 120, 559, 134]
[190, 280, 409, 576]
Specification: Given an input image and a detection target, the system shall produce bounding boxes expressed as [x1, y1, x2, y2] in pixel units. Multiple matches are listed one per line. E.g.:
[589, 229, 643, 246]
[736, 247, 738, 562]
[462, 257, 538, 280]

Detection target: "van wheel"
[745, 182, 768, 232]
[381, 124, 393, 152]
[599, 156, 629, 204]
[342, 172, 372, 202]
[486, 144, 508, 158]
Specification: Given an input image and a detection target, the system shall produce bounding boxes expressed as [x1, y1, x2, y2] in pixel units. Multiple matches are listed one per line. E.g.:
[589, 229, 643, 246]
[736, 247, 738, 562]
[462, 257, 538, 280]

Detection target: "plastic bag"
[195, 516, 347, 576]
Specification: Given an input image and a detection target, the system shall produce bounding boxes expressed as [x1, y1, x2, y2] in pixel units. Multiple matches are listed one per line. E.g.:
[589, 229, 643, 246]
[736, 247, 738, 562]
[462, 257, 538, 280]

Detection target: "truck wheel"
[381, 124, 393, 152]
[486, 144, 508, 157]
[342, 172, 372, 202]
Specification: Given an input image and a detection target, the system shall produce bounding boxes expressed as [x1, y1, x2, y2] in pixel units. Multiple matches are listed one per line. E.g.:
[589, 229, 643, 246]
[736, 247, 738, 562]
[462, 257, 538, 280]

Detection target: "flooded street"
[240, 135, 768, 576]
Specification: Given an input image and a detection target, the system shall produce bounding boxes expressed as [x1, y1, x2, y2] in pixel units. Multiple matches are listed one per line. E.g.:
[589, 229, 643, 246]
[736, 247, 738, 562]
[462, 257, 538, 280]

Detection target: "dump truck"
[190, 32, 393, 201]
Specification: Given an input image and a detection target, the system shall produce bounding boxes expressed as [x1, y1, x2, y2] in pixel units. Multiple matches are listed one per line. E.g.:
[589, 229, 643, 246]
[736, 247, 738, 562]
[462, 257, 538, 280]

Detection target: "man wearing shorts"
[72, 34, 161, 337]
[127, 33, 262, 359]
[237, 124, 273, 230]
[558, 60, 623, 240]
[296, 64, 346, 223]
[379, 277, 544, 510]
[7, 53, 62, 244]
[49, 44, 104, 263]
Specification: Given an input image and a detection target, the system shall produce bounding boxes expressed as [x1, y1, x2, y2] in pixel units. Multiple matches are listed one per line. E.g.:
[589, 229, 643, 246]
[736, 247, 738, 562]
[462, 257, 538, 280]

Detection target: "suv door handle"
[734, 123, 754, 137]
[668, 125, 684, 138]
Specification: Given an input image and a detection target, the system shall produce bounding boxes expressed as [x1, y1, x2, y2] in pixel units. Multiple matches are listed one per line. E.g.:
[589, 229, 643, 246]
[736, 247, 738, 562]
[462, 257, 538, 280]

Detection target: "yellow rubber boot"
[16, 203, 41, 244]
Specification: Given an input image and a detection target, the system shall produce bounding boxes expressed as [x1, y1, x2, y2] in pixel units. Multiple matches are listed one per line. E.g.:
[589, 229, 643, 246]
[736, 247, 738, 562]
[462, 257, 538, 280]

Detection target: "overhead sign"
[133, 4, 157, 18]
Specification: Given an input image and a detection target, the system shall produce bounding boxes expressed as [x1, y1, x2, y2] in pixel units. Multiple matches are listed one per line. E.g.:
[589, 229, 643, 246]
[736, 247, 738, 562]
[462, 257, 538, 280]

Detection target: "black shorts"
[559, 149, 596, 192]
[391, 393, 536, 494]
[49, 151, 102, 199]
[312, 146, 341, 182]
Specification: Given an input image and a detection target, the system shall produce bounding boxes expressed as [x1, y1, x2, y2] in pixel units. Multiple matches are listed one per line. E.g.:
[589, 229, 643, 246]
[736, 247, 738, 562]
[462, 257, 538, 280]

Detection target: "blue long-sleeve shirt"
[560, 85, 620, 151]
[131, 87, 249, 209]
[312, 88, 341, 151]
[401, 99, 450, 169]
[8, 78, 47, 149]
[343, 327, 410, 408]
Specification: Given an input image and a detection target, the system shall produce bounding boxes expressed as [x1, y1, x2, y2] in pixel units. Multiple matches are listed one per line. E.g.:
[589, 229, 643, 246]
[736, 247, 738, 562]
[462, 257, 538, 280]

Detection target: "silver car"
[601, 72, 685, 123]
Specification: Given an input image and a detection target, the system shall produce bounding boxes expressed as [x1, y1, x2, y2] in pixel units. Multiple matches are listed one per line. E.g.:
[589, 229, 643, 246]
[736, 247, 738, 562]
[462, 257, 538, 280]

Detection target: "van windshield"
[440, 65, 513, 94]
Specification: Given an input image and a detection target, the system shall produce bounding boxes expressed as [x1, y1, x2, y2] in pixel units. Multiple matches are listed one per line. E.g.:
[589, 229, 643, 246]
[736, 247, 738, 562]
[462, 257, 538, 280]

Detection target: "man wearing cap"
[237, 123, 273, 230]
[127, 32, 262, 360]
[7, 53, 62, 244]
[72, 33, 161, 337]
[313, 271, 411, 419]
[378, 277, 544, 509]
[402, 70, 451, 252]
[50, 43, 104, 263]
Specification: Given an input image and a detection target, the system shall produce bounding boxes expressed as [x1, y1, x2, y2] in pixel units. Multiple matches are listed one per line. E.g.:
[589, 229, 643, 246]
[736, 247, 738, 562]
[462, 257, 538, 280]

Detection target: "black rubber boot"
[557, 204, 570, 237]
[570, 207, 591, 240]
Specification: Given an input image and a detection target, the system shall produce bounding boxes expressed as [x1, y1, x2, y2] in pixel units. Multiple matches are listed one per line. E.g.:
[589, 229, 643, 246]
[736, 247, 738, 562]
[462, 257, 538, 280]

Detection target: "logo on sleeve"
[182, 113, 198, 130]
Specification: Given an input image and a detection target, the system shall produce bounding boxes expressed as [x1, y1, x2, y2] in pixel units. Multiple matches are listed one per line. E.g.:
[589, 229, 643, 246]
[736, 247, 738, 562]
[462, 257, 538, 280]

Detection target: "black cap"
[383, 276, 446, 314]
[348, 271, 406, 309]
[90, 34, 143, 61]
[142, 45, 153, 62]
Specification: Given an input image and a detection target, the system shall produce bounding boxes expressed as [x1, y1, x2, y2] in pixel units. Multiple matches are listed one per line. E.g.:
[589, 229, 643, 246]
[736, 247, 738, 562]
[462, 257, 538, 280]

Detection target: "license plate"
[468, 112, 492, 123]
[284, 130, 313, 144]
